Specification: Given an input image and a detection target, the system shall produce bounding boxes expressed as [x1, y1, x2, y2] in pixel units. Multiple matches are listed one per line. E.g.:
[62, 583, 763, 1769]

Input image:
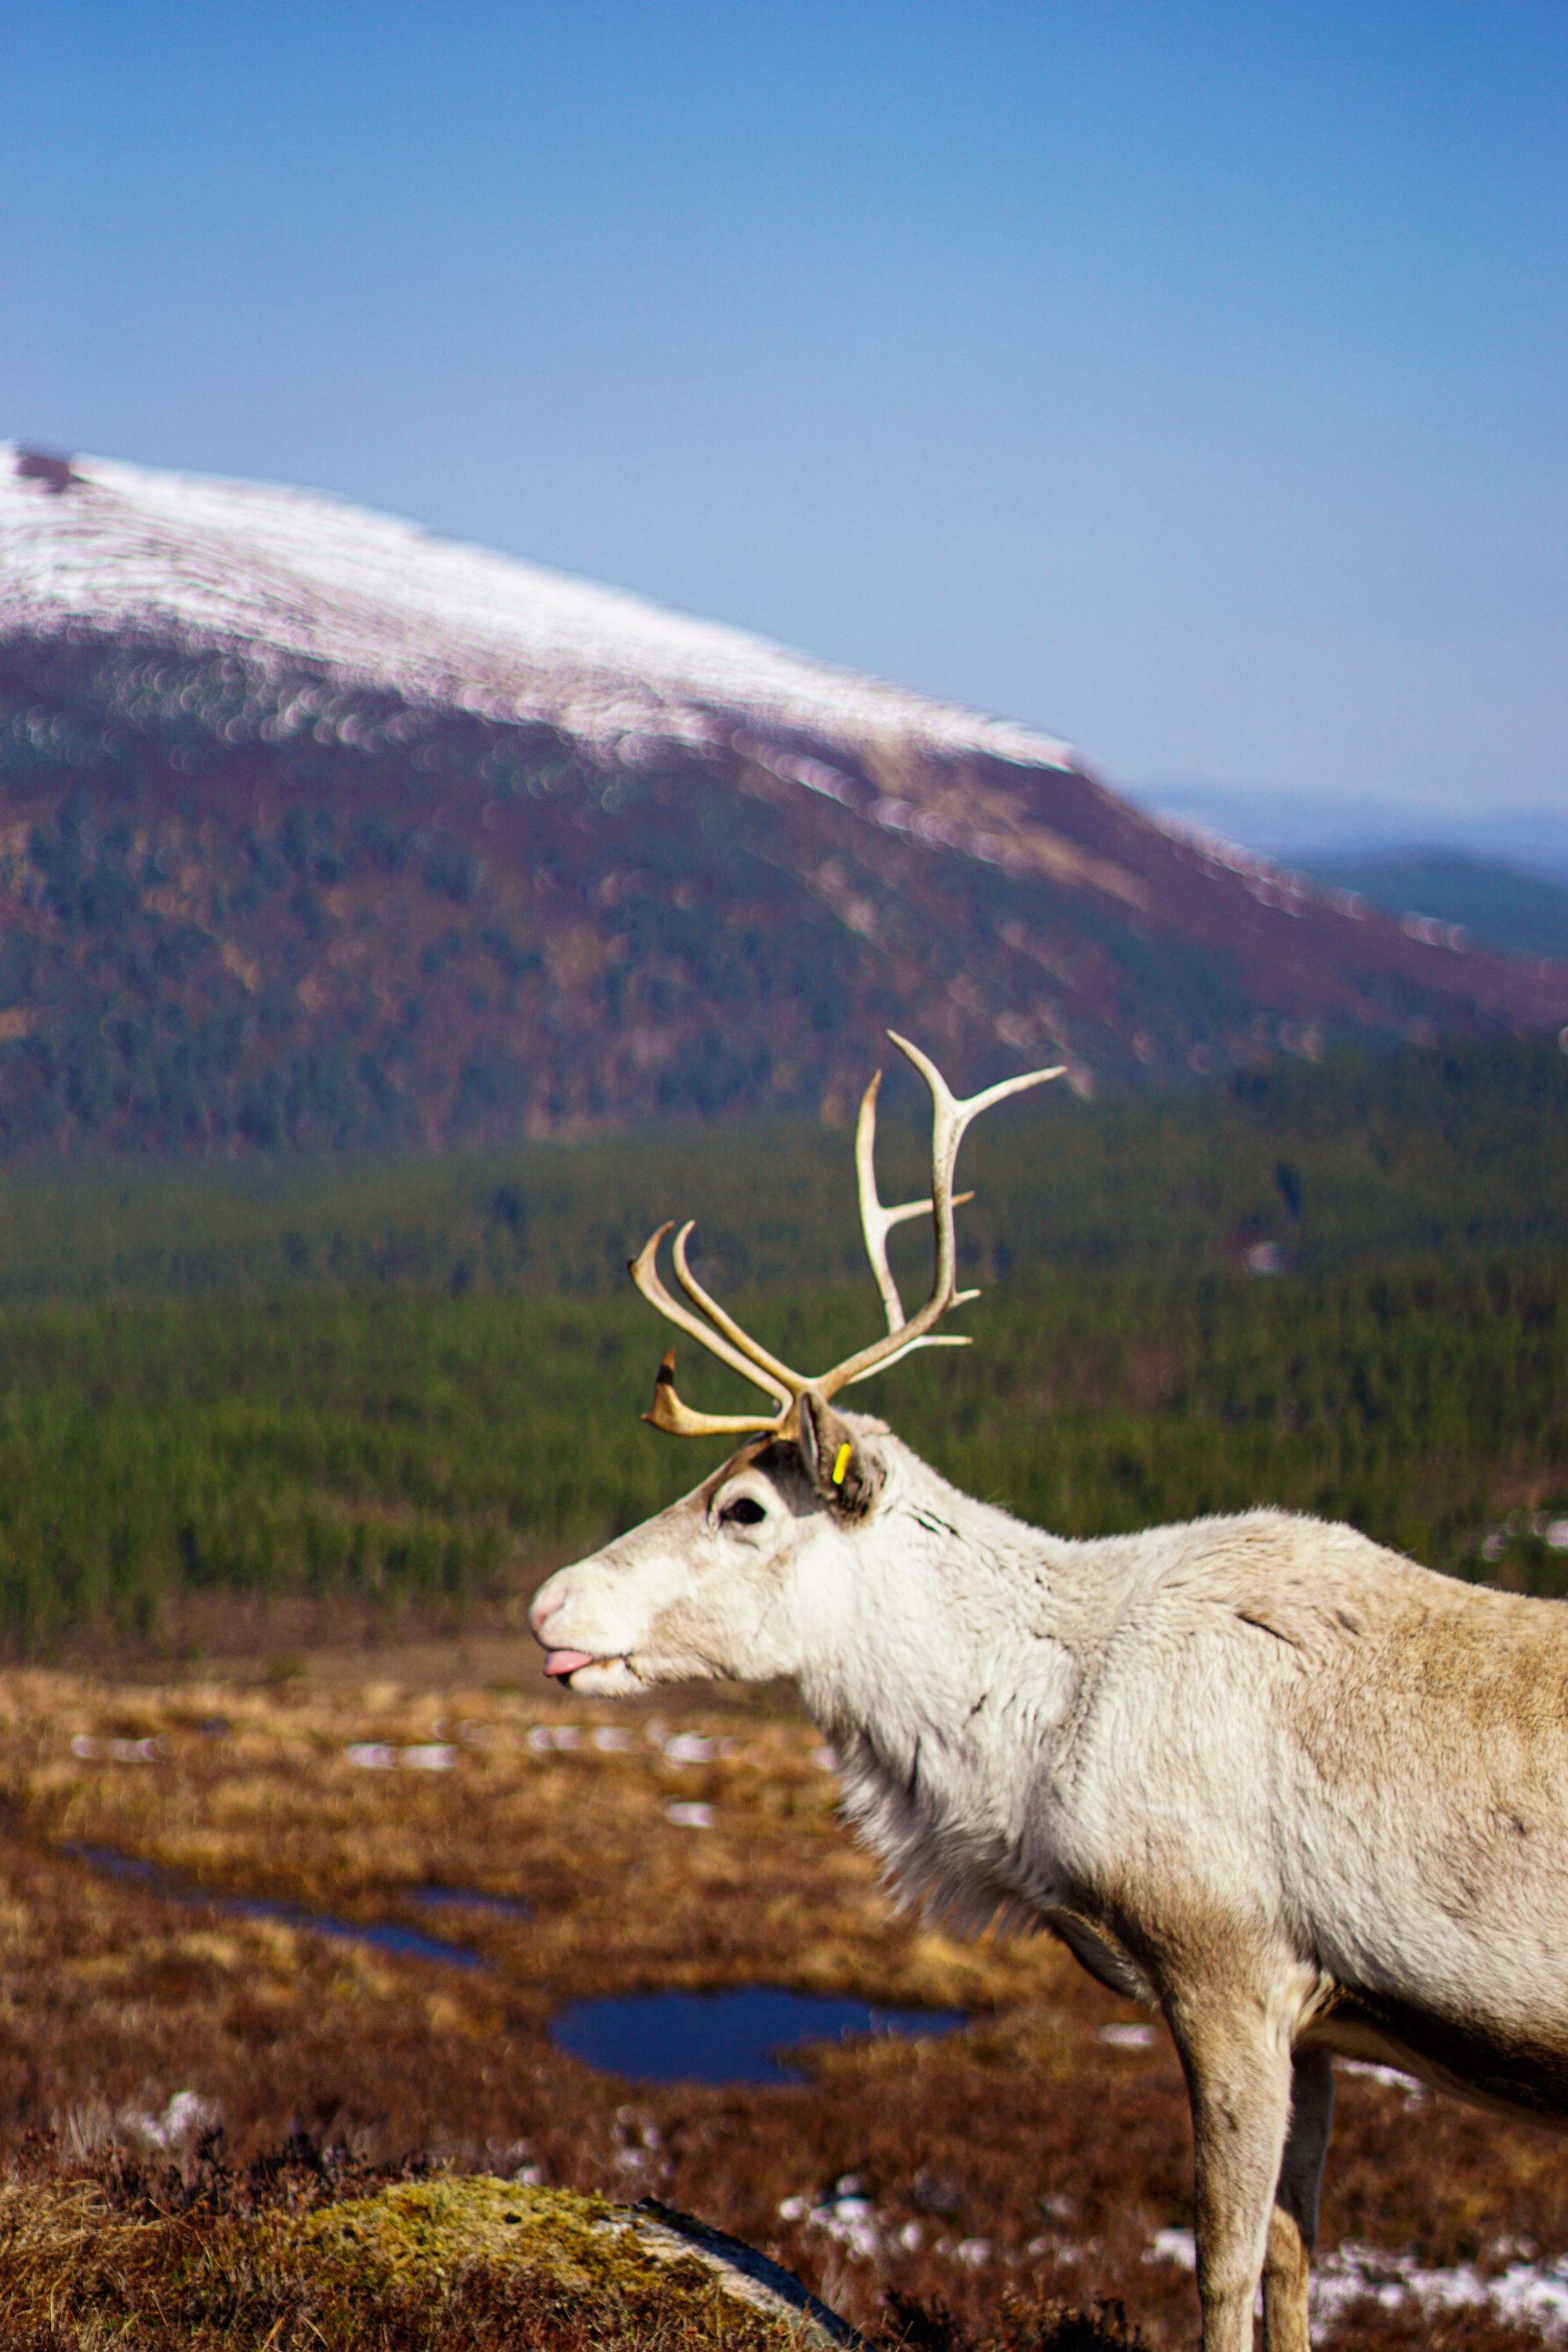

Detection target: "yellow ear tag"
[832, 1442, 852, 1486]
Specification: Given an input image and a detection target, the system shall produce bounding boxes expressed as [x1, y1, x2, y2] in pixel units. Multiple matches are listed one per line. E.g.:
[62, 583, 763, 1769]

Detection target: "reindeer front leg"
[1165, 1989, 1298, 2352]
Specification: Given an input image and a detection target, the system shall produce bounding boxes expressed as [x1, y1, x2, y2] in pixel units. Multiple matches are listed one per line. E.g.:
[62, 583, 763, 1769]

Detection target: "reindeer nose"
[529, 1583, 568, 1639]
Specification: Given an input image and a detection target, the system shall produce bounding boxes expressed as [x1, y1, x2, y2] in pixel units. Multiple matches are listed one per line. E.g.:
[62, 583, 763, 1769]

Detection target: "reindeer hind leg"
[1262, 2045, 1334, 2352]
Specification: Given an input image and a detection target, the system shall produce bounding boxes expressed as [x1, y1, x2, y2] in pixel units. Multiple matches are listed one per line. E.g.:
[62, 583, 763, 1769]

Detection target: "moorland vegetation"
[0, 1664, 1559, 2350]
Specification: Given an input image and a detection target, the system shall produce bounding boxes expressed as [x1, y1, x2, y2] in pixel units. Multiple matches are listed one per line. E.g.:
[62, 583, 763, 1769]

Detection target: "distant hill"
[1135, 784, 1568, 882]
[2, 444, 1564, 1161]
[1294, 848, 1568, 964]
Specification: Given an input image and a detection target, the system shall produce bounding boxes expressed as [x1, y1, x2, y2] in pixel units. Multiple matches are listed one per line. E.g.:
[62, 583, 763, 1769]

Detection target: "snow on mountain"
[0, 445, 1076, 774]
[0, 441, 1563, 1160]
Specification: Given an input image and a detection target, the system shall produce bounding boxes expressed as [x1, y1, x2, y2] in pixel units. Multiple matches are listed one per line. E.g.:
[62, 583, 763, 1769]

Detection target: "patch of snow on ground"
[1338, 2056, 1428, 2106]
[345, 1741, 456, 1769]
[1098, 2021, 1155, 2049]
[70, 1734, 158, 1763]
[1314, 2242, 1568, 2337]
[1145, 2228, 1568, 2337]
[779, 2183, 1004, 2274]
[121, 2089, 220, 2150]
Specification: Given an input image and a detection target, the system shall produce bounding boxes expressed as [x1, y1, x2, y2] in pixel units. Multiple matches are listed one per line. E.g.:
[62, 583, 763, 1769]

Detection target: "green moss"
[305, 2176, 673, 2298]
[300, 2176, 852, 2343]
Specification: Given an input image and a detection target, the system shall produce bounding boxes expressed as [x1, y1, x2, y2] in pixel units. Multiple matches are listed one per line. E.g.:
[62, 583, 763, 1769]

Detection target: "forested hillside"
[0, 1032, 1563, 1303]
[0, 1254, 1563, 1658]
[0, 1036, 1563, 1655]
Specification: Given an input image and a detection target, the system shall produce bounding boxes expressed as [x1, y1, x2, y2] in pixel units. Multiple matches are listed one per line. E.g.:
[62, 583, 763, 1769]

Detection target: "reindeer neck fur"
[795, 1431, 1153, 1937]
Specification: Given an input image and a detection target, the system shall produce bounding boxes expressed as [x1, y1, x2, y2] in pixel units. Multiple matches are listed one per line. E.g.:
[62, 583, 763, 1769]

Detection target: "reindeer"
[530, 1035, 1568, 2352]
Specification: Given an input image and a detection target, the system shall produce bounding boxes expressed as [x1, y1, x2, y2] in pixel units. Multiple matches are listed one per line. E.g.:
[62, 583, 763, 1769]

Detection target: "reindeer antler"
[630, 1036, 1065, 1438]
[815, 1035, 1064, 1398]
[853, 1062, 975, 1343]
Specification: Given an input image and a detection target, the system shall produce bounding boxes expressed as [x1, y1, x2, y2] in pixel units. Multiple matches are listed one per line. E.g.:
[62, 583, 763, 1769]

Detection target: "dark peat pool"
[551, 1986, 968, 2085]
[66, 1844, 512, 1970]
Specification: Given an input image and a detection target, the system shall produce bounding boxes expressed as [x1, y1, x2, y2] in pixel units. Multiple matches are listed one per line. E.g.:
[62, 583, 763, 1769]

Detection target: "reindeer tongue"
[543, 1650, 595, 1679]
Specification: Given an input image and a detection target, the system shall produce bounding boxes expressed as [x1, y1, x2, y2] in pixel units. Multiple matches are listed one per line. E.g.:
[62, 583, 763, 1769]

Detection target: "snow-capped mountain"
[1, 445, 1075, 772]
[0, 442, 1561, 1160]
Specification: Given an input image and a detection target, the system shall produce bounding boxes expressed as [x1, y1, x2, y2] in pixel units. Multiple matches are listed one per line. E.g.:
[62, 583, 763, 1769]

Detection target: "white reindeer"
[530, 1035, 1568, 2352]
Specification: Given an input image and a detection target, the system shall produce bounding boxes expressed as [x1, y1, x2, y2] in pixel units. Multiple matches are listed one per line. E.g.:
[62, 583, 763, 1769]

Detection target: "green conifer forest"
[0, 1034, 1562, 1652]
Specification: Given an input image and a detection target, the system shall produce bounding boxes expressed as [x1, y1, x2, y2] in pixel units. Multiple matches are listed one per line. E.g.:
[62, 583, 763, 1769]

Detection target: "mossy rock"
[0, 2173, 862, 2349]
[307, 2176, 861, 2343]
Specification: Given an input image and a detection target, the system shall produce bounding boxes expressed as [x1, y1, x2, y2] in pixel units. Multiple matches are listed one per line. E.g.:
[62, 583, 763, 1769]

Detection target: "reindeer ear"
[797, 1391, 882, 1518]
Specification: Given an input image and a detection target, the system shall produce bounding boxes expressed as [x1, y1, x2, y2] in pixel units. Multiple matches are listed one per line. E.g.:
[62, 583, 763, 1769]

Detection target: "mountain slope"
[1, 444, 1563, 1157]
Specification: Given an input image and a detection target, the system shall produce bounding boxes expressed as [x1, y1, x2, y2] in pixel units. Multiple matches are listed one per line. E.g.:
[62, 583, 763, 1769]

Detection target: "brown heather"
[0, 1654, 1556, 2347]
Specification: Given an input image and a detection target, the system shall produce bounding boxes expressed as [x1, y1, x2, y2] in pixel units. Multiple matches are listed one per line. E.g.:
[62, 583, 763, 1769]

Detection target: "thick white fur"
[530, 1412, 1568, 2351]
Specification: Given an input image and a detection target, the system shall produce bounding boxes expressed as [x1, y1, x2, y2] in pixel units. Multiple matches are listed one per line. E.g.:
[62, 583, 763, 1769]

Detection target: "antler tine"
[887, 1032, 1065, 1310]
[841, 1326, 974, 1385]
[628, 1224, 795, 1411]
[643, 1348, 791, 1439]
[815, 1036, 1065, 1400]
[671, 1222, 806, 1393]
[855, 1069, 975, 1336]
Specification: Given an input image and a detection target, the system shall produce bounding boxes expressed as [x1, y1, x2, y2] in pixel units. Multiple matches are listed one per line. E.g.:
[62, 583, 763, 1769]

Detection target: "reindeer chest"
[834, 1701, 1079, 1932]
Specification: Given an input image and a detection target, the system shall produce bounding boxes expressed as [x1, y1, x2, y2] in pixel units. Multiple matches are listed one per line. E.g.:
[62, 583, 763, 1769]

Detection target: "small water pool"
[66, 1844, 493, 1971]
[552, 1986, 967, 2085]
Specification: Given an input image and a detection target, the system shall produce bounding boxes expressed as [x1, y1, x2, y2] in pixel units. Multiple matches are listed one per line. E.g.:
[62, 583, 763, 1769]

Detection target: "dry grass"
[0, 1658, 1559, 2347]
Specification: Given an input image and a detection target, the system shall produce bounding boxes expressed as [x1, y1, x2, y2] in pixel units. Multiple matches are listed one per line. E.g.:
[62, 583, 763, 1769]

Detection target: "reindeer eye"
[720, 1496, 768, 1527]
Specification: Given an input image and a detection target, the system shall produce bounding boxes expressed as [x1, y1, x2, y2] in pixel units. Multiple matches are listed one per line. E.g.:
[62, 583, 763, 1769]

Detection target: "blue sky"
[5, 2, 1565, 825]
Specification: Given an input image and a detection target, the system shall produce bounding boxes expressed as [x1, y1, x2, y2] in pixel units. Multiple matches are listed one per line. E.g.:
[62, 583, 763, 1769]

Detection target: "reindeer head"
[528, 1035, 1062, 1694]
